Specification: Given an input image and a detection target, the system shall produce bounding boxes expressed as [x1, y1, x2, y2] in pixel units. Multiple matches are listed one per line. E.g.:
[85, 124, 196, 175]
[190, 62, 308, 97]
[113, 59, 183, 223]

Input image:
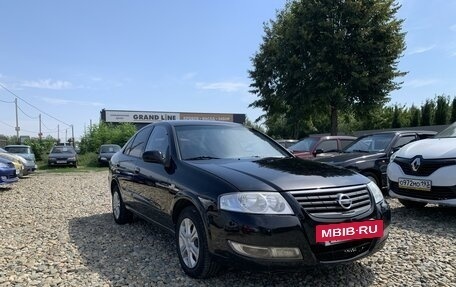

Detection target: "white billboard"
[105, 110, 180, 123]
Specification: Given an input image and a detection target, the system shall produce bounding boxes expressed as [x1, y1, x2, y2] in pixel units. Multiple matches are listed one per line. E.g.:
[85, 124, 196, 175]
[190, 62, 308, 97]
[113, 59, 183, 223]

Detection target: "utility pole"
[71, 125, 74, 147]
[57, 124, 60, 143]
[39, 114, 42, 141]
[15, 98, 20, 143]
[65, 129, 68, 143]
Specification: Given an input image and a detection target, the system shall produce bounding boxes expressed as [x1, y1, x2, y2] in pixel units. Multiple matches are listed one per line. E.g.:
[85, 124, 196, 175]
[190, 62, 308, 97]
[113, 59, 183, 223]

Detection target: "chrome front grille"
[288, 185, 372, 218]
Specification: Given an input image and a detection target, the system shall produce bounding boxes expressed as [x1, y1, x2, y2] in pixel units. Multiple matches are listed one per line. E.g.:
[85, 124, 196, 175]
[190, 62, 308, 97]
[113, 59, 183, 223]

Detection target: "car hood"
[316, 152, 385, 166]
[187, 157, 368, 191]
[395, 138, 456, 158]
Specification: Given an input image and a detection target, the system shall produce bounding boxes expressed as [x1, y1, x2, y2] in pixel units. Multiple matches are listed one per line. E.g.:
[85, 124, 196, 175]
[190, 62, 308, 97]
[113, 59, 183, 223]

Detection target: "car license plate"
[316, 220, 383, 243]
[398, 177, 431, 191]
[57, 160, 67, 164]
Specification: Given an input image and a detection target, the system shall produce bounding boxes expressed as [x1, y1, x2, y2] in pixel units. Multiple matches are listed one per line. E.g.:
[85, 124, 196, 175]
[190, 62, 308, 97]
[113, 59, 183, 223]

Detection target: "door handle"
[134, 167, 140, 174]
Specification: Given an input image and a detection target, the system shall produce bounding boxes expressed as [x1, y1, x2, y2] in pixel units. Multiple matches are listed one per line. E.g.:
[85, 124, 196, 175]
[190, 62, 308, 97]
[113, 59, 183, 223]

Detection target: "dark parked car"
[0, 157, 19, 186]
[109, 121, 390, 278]
[289, 135, 356, 159]
[316, 131, 436, 190]
[48, 146, 78, 167]
[97, 144, 121, 166]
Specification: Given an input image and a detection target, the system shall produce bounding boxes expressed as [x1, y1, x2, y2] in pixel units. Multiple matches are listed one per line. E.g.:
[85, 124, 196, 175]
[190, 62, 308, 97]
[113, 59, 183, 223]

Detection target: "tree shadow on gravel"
[69, 213, 376, 286]
[391, 204, 456, 236]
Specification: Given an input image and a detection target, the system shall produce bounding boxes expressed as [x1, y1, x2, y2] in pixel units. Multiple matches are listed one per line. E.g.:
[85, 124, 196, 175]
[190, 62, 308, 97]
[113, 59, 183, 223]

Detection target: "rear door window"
[125, 126, 153, 158]
[316, 140, 338, 152]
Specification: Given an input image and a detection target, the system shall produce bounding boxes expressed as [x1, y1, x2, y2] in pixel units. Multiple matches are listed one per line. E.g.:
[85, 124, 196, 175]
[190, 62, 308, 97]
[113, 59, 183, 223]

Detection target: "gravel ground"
[0, 171, 455, 287]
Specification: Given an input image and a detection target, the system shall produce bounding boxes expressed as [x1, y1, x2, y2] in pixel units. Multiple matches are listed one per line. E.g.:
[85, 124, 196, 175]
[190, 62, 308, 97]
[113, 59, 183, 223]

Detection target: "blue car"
[0, 157, 19, 186]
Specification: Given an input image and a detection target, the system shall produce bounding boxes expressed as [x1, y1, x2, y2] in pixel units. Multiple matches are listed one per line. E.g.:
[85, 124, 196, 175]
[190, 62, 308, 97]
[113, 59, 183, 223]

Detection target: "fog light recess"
[228, 240, 302, 259]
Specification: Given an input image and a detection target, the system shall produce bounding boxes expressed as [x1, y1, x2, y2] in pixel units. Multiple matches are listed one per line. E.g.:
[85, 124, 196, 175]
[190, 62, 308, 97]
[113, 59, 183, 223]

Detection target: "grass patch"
[37, 152, 109, 173]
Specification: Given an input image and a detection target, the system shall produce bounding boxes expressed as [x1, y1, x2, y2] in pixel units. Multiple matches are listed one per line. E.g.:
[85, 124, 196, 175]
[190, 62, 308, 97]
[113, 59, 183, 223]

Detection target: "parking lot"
[0, 171, 455, 287]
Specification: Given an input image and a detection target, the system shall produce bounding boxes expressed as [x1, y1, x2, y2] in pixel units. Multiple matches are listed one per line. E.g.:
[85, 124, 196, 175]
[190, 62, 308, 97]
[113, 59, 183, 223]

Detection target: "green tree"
[451, 97, 456, 123]
[391, 105, 402, 128]
[79, 123, 136, 153]
[420, 99, 434, 126]
[409, 105, 420, 127]
[434, 95, 449, 125]
[249, 0, 406, 135]
[25, 136, 56, 161]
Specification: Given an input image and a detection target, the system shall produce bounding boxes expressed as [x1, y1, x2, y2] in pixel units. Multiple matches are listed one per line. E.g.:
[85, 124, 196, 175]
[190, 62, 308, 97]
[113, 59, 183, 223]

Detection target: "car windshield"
[436, 122, 456, 138]
[289, 137, 319, 152]
[51, 147, 76, 154]
[175, 125, 288, 160]
[344, 133, 395, 153]
[5, 147, 30, 153]
[100, 145, 121, 153]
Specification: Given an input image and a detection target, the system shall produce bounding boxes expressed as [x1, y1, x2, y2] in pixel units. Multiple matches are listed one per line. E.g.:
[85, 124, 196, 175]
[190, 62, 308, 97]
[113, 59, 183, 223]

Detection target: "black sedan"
[109, 121, 390, 278]
[48, 146, 78, 167]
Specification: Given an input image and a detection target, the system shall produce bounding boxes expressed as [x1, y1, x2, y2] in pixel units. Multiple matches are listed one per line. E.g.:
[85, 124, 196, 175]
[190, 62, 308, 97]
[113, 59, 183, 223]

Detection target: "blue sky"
[1, 0, 455, 140]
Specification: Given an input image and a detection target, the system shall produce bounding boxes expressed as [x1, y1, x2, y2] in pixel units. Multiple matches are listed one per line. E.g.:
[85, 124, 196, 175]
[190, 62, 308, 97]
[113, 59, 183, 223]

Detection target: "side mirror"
[143, 149, 172, 169]
[143, 150, 165, 164]
[313, 149, 324, 156]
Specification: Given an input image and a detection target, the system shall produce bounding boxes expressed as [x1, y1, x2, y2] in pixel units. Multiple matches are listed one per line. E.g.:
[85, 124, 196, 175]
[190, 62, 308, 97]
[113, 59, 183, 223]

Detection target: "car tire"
[398, 199, 427, 208]
[111, 185, 132, 224]
[175, 206, 220, 278]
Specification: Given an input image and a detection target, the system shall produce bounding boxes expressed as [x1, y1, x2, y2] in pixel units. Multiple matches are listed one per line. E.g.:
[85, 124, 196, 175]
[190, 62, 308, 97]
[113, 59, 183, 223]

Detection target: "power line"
[41, 120, 58, 132]
[0, 120, 15, 128]
[0, 98, 14, 104]
[0, 82, 71, 127]
[17, 105, 39, 119]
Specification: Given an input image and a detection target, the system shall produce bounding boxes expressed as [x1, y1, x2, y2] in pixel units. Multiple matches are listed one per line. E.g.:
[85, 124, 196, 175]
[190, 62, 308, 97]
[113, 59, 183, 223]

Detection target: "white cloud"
[22, 79, 73, 90]
[196, 81, 248, 92]
[408, 45, 436, 55]
[40, 97, 103, 107]
[404, 79, 439, 88]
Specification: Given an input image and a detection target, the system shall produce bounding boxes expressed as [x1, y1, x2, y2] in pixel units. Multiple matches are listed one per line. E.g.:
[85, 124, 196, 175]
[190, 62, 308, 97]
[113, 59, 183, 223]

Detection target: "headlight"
[389, 152, 398, 163]
[68, 157, 76, 161]
[48, 157, 56, 160]
[367, 181, 384, 204]
[219, 192, 294, 214]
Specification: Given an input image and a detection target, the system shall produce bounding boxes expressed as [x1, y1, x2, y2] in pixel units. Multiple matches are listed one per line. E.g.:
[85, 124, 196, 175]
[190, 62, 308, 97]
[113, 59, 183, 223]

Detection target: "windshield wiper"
[185, 156, 220, 160]
[352, 149, 370, 153]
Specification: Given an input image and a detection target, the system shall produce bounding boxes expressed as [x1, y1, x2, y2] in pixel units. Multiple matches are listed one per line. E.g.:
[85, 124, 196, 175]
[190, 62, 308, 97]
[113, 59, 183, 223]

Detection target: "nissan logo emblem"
[411, 157, 421, 172]
[336, 193, 353, 210]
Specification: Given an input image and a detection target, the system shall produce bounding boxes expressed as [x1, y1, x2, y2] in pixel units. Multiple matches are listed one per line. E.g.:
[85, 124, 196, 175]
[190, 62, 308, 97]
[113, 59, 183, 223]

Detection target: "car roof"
[5, 145, 31, 148]
[306, 135, 357, 140]
[359, 130, 437, 137]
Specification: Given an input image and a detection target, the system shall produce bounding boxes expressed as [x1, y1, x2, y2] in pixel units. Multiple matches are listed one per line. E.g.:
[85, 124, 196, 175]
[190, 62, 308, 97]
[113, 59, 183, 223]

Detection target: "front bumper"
[48, 159, 77, 166]
[389, 189, 456, 207]
[387, 162, 456, 206]
[0, 172, 19, 185]
[207, 200, 390, 270]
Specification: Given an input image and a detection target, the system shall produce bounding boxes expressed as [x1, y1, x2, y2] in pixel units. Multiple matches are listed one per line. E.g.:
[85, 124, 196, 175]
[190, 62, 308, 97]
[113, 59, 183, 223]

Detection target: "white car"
[387, 122, 456, 207]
